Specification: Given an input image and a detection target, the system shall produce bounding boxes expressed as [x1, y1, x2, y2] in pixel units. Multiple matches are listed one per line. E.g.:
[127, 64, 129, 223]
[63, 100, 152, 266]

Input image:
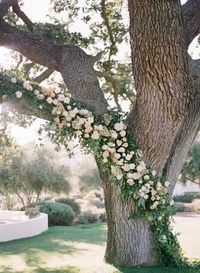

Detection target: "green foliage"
[31, 201, 75, 226]
[0, 137, 71, 207]
[76, 210, 99, 224]
[55, 198, 81, 216]
[25, 207, 40, 218]
[181, 143, 200, 183]
[173, 193, 196, 203]
[79, 168, 102, 193]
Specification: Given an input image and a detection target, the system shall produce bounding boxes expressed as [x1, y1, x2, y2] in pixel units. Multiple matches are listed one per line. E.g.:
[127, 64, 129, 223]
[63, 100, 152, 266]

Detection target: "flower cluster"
[7, 76, 188, 267]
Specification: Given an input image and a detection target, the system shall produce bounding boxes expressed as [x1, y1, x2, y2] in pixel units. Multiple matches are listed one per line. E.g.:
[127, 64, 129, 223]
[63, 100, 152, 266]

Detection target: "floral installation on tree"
[0, 71, 199, 267]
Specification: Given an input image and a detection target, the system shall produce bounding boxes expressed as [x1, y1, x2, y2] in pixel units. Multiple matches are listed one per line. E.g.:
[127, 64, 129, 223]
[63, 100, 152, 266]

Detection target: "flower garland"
[1, 72, 198, 267]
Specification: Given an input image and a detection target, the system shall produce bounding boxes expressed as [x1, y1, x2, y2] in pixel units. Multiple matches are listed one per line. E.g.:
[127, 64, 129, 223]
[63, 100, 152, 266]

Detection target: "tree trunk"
[97, 161, 158, 266]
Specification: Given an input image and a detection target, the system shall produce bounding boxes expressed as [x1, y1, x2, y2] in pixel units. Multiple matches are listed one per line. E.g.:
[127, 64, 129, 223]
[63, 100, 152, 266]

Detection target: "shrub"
[88, 198, 104, 209]
[99, 211, 107, 222]
[25, 207, 40, 218]
[76, 210, 98, 224]
[173, 192, 195, 203]
[26, 201, 75, 226]
[55, 198, 81, 216]
[189, 199, 200, 212]
[172, 202, 187, 213]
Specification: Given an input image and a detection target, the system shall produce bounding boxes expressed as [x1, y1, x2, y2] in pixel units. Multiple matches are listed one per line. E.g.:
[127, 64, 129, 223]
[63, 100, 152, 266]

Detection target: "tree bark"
[98, 165, 157, 266]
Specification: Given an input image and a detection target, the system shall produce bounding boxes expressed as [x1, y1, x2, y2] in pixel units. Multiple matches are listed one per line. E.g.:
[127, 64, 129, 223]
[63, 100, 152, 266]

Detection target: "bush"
[26, 201, 75, 226]
[75, 210, 98, 225]
[55, 198, 81, 216]
[173, 202, 187, 213]
[88, 198, 104, 209]
[99, 211, 107, 222]
[173, 193, 195, 203]
[25, 207, 40, 218]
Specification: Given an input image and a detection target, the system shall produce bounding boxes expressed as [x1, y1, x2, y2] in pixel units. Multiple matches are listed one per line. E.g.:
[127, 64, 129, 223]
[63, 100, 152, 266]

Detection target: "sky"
[0, 0, 199, 144]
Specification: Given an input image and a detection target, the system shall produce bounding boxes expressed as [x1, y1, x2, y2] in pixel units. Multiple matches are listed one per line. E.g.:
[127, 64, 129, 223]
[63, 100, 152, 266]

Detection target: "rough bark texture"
[128, 0, 191, 173]
[1, 0, 200, 267]
[97, 162, 157, 266]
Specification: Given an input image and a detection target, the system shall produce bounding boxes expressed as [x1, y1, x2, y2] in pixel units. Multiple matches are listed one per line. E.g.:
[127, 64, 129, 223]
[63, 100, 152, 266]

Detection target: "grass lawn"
[0, 216, 199, 273]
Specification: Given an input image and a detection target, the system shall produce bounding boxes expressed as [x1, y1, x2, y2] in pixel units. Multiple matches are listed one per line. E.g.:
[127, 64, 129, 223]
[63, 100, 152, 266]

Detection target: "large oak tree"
[0, 0, 200, 267]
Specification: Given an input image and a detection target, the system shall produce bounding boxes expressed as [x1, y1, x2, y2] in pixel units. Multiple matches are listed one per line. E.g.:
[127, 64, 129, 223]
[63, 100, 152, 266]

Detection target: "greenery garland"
[0, 71, 199, 267]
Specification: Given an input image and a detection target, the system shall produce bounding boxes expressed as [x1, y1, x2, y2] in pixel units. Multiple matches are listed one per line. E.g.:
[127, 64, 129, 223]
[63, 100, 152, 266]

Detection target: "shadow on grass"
[0, 265, 80, 273]
[117, 266, 200, 273]
[0, 224, 107, 256]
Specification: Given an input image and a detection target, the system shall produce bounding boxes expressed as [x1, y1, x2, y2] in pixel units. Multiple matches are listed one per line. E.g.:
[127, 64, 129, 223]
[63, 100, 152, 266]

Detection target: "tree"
[0, 142, 71, 207]
[181, 142, 200, 184]
[0, 0, 200, 267]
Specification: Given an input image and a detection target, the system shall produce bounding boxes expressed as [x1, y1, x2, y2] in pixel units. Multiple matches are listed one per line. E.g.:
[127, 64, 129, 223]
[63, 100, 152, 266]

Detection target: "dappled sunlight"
[173, 214, 200, 259]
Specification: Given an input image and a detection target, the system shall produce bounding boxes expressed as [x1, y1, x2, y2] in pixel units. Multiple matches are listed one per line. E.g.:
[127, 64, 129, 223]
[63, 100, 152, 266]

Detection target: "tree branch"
[0, 0, 34, 30]
[34, 68, 54, 83]
[0, 0, 108, 114]
[182, 0, 200, 48]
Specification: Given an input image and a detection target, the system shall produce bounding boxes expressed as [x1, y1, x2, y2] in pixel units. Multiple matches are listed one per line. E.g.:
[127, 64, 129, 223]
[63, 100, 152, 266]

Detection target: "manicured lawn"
[0, 220, 199, 273]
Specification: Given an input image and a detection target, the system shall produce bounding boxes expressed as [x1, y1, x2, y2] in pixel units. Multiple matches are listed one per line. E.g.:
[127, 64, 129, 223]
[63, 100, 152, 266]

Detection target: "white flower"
[67, 106, 72, 110]
[91, 131, 100, 140]
[118, 147, 125, 153]
[84, 133, 89, 138]
[127, 173, 133, 179]
[103, 158, 108, 163]
[114, 122, 125, 131]
[37, 94, 44, 100]
[39, 105, 43, 109]
[58, 94, 65, 101]
[116, 140, 123, 146]
[164, 181, 170, 187]
[46, 97, 53, 104]
[110, 131, 118, 139]
[34, 89, 40, 95]
[170, 200, 174, 206]
[103, 151, 109, 158]
[117, 174, 123, 180]
[85, 126, 93, 133]
[23, 81, 33, 91]
[66, 122, 71, 127]
[53, 99, 59, 105]
[158, 216, 162, 221]
[137, 165, 145, 172]
[114, 153, 121, 159]
[64, 97, 70, 104]
[11, 77, 17, 83]
[127, 179, 134, 186]
[88, 117, 94, 123]
[54, 117, 60, 123]
[120, 130, 126, 137]
[76, 130, 82, 136]
[15, 91, 22, 98]
[122, 142, 128, 148]
[152, 170, 157, 176]
[125, 154, 132, 161]
[122, 164, 130, 172]
[144, 194, 149, 200]
[144, 175, 150, 180]
[129, 163, 136, 170]
[111, 166, 122, 177]
[132, 172, 142, 180]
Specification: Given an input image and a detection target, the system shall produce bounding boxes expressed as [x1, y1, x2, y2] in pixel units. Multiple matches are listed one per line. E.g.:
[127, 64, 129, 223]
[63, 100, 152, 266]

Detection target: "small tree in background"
[181, 143, 200, 185]
[0, 141, 71, 208]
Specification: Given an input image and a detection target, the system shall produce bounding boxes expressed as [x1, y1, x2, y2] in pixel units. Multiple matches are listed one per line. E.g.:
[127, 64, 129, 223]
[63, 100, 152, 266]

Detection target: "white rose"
[127, 179, 134, 186]
[15, 91, 22, 98]
[103, 151, 109, 158]
[114, 153, 121, 159]
[132, 172, 142, 180]
[91, 131, 100, 140]
[118, 147, 125, 153]
[11, 77, 17, 83]
[64, 97, 70, 104]
[129, 163, 136, 170]
[125, 154, 132, 161]
[164, 181, 170, 187]
[120, 130, 126, 137]
[46, 97, 53, 104]
[114, 122, 125, 131]
[53, 99, 59, 105]
[122, 164, 130, 172]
